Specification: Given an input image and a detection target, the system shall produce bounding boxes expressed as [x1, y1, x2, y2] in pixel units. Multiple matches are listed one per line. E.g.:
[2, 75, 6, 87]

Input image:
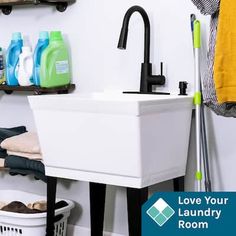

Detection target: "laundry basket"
[0, 190, 74, 236]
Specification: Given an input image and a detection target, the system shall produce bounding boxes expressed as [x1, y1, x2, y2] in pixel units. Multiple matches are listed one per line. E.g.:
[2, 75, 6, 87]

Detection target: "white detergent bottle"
[17, 46, 33, 86]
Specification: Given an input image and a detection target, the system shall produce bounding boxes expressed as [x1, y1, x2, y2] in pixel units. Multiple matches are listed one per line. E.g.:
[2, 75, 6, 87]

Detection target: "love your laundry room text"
[177, 196, 228, 228]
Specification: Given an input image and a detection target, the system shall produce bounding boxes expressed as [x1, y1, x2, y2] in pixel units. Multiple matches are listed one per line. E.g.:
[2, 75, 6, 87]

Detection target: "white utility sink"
[29, 92, 193, 188]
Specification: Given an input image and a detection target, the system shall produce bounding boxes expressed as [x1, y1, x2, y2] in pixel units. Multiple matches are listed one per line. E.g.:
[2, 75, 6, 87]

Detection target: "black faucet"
[118, 6, 165, 93]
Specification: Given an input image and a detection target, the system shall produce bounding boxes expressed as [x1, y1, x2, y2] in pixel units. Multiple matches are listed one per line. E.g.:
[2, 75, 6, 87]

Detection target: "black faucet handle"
[160, 62, 163, 76]
[147, 62, 166, 86]
[148, 75, 166, 86]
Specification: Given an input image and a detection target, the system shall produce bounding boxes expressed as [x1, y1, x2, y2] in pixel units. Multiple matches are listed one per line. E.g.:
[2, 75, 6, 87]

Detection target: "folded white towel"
[0, 132, 41, 154]
[7, 151, 43, 160]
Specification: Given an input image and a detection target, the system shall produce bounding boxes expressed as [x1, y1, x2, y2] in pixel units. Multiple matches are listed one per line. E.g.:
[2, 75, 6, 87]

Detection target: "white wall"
[0, 0, 235, 235]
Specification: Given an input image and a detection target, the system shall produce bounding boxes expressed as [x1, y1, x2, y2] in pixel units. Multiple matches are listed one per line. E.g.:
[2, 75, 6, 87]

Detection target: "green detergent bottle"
[40, 31, 71, 88]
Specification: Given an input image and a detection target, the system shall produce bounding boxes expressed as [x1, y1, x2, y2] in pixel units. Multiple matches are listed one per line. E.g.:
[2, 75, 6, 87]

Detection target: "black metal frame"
[0, 84, 75, 95]
[0, 0, 75, 15]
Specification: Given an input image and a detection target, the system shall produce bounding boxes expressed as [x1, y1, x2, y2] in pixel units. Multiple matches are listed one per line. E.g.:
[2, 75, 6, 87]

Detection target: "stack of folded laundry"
[1, 131, 42, 161]
[0, 126, 27, 159]
[0, 126, 45, 181]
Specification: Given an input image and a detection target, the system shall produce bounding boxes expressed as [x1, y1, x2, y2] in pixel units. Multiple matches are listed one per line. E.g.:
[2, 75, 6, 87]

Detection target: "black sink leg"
[173, 176, 185, 191]
[46, 176, 57, 236]
[127, 187, 148, 236]
[90, 182, 106, 236]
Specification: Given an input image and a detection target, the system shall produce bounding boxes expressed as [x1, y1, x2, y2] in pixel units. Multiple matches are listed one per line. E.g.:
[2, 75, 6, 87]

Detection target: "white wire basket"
[0, 190, 74, 236]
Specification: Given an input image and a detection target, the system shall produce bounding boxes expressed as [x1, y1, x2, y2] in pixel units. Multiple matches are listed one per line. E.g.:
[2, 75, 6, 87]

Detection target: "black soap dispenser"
[179, 81, 188, 95]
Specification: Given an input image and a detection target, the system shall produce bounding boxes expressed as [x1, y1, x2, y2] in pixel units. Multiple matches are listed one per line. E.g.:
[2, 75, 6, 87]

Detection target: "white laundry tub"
[28, 92, 193, 188]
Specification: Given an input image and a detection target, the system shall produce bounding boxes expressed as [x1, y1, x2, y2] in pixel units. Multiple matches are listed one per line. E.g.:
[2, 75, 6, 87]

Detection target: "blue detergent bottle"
[33, 31, 49, 86]
[5, 32, 23, 86]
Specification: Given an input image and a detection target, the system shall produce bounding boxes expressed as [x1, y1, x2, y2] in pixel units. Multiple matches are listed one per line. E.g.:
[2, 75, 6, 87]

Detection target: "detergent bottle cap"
[50, 31, 63, 41]
[12, 32, 22, 41]
[39, 31, 49, 40]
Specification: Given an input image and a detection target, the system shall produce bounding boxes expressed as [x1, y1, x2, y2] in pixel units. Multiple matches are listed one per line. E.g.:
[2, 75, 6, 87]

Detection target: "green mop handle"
[193, 20, 202, 190]
[194, 20, 202, 106]
[194, 20, 201, 49]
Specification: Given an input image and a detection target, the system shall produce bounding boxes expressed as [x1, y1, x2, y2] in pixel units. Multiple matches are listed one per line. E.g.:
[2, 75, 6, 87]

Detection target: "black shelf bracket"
[0, 0, 75, 15]
[0, 84, 76, 95]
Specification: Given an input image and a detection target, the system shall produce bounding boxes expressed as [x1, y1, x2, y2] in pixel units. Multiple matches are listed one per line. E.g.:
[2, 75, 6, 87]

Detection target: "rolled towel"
[1, 132, 41, 154]
[7, 151, 42, 161]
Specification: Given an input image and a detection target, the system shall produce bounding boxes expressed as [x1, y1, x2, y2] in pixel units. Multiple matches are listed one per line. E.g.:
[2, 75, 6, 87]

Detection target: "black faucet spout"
[118, 5, 150, 63]
[118, 6, 166, 93]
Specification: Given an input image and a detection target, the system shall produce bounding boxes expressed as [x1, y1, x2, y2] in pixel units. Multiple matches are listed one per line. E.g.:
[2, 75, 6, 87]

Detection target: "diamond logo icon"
[146, 198, 175, 226]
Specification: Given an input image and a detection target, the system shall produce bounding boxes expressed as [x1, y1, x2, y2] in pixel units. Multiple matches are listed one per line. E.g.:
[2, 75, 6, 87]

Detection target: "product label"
[55, 60, 69, 74]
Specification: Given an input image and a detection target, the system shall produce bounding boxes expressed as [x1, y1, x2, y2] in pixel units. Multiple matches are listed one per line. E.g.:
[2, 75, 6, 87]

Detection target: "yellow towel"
[214, 0, 236, 103]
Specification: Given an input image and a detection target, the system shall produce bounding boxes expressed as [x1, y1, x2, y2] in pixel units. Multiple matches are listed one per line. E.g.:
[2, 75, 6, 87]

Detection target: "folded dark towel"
[5, 155, 45, 174]
[0, 126, 27, 141]
[0, 126, 27, 158]
[5, 155, 45, 181]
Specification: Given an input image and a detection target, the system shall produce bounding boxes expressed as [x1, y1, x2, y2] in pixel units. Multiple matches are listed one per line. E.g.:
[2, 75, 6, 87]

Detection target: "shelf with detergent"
[0, 83, 75, 95]
[0, 0, 76, 15]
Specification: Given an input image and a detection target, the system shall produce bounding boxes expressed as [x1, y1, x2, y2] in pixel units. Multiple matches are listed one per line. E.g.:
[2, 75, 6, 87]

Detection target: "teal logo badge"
[146, 198, 175, 226]
[142, 192, 236, 236]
